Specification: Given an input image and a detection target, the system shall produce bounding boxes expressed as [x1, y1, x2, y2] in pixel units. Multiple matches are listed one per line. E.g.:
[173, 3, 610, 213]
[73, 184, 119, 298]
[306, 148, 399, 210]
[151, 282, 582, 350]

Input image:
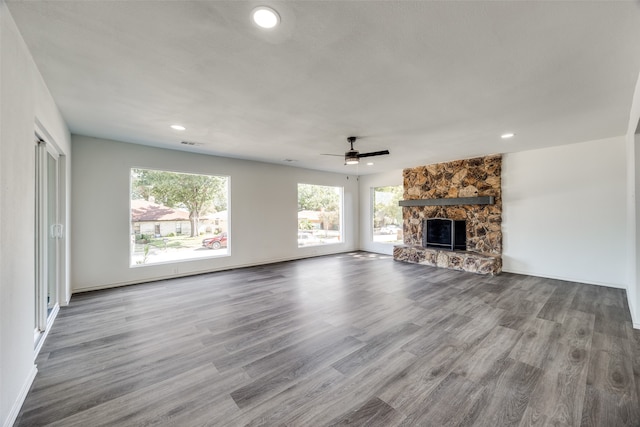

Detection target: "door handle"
[50, 224, 64, 238]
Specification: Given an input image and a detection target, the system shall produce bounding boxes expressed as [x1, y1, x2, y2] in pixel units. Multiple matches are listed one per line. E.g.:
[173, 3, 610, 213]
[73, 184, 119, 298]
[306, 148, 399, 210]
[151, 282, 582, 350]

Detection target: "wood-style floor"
[16, 252, 640, 426]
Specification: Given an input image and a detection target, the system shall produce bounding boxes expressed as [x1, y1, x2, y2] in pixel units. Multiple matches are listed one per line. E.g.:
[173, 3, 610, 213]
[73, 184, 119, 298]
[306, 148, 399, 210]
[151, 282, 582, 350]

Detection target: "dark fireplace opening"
[423, 218, 466, 251]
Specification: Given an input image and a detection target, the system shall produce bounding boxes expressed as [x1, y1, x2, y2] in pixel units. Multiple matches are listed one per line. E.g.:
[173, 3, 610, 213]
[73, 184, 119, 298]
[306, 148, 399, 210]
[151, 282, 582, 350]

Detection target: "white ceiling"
[7, 1, 640, 174]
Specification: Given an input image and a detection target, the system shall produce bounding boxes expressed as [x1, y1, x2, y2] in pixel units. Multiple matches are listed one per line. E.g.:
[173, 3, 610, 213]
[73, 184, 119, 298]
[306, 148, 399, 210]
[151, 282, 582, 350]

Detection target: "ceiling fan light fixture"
[345, 151, 359, 165]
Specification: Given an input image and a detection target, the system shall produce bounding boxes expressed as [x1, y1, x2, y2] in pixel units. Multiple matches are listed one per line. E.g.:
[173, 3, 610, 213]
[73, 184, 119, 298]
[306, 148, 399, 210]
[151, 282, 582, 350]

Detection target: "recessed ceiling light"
[501, 132, 515, 139]
[367, 162, 374, 166]
[252, 6, 280, 29]
[171, 124, 186, 131]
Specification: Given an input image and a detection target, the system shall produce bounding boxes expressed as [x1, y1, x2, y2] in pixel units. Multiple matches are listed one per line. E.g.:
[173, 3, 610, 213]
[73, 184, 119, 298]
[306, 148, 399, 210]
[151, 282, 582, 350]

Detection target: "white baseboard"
[3, 365, 37, 427]
[4, 305, 60, 426]
[34, 305, 60, 358]
[72, 249, 359, 294]
[629, 297, 640, 330]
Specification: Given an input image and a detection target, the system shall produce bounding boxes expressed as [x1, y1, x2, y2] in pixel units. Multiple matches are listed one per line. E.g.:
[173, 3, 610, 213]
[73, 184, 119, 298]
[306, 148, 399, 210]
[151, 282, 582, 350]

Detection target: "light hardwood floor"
[16, 252, 640, 426]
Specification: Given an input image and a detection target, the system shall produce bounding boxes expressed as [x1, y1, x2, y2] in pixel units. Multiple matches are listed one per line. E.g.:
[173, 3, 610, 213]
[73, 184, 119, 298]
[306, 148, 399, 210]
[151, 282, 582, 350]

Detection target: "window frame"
[297, 183, 344, 248]
[129, 167, 230, 267]
[371, 185, 403, 245]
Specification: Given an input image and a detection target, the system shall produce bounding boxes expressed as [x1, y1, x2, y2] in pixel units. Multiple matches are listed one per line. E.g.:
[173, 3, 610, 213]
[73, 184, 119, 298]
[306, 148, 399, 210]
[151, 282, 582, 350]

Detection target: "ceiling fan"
[322, 136, 390, 165]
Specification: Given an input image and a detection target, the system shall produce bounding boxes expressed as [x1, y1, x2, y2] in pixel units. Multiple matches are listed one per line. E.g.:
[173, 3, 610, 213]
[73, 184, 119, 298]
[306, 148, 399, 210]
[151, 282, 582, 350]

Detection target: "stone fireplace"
[393, 154, 502, 275]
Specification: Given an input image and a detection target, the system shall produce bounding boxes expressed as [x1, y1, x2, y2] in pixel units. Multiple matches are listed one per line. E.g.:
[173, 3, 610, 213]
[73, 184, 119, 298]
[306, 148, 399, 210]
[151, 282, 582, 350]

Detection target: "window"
[130, 168, 229, 266]
[373, 185, 403, 244]
[297, 183, 342, 247]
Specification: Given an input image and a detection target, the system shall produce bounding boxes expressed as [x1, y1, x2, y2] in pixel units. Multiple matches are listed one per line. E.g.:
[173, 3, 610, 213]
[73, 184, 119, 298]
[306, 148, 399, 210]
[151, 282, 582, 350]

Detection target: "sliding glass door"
[35, 136, 62, 346]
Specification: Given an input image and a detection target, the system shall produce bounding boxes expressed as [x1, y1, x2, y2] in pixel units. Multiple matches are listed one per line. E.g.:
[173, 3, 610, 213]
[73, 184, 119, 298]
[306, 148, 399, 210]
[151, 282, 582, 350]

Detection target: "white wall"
[626, 71, 640, 328]
[502, 137, 627, 288]
[71, 135, 359, 292]
[0, 3, 71, 426]
[358, 169, 403, 255]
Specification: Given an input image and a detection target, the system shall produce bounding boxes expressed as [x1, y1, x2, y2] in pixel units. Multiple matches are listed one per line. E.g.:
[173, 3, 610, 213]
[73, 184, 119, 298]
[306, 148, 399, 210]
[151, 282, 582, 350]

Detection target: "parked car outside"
[298, 232, 321, 246]
[380, 224, 400, 235]
[202, 232, 228, 249]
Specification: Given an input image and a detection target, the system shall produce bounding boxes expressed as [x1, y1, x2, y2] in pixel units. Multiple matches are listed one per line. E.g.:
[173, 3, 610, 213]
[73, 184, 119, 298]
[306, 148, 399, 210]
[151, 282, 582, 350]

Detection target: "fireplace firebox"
[423, 218, 466, 251]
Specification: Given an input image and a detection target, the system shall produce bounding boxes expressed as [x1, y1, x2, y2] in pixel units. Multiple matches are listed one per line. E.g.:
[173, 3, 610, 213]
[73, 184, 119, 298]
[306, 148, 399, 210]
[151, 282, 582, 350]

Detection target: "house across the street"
[130, 199, 191, 237]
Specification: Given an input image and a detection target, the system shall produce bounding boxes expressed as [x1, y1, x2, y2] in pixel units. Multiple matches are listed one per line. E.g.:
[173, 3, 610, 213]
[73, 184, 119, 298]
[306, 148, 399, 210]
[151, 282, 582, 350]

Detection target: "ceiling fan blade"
[357, 150, 390, 158]
[320, 153, 344, 157]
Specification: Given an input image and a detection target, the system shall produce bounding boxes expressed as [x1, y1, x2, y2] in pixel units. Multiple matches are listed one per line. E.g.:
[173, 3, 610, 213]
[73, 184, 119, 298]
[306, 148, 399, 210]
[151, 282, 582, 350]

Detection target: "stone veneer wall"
[395, 154, 502, 274]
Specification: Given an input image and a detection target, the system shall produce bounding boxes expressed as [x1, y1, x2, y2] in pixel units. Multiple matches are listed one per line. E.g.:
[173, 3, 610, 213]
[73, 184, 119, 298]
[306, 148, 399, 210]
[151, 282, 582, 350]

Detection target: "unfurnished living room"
[2, 1, 640, 426]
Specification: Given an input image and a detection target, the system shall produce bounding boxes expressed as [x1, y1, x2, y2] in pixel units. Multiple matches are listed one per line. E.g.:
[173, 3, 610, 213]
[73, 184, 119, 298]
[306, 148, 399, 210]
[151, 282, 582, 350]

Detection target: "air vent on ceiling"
[180, 141, 202, 146]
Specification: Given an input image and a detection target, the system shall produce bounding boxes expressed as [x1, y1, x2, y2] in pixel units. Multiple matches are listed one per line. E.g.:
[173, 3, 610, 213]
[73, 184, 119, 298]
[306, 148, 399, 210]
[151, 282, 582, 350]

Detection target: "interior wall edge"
[626, 70, 640, 331]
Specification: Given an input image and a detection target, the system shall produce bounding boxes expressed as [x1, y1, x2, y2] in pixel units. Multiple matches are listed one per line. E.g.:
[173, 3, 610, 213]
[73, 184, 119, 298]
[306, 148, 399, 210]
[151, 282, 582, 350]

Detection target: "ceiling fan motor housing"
[342, 136, 389, 164]
[345, 149, 359, 164]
